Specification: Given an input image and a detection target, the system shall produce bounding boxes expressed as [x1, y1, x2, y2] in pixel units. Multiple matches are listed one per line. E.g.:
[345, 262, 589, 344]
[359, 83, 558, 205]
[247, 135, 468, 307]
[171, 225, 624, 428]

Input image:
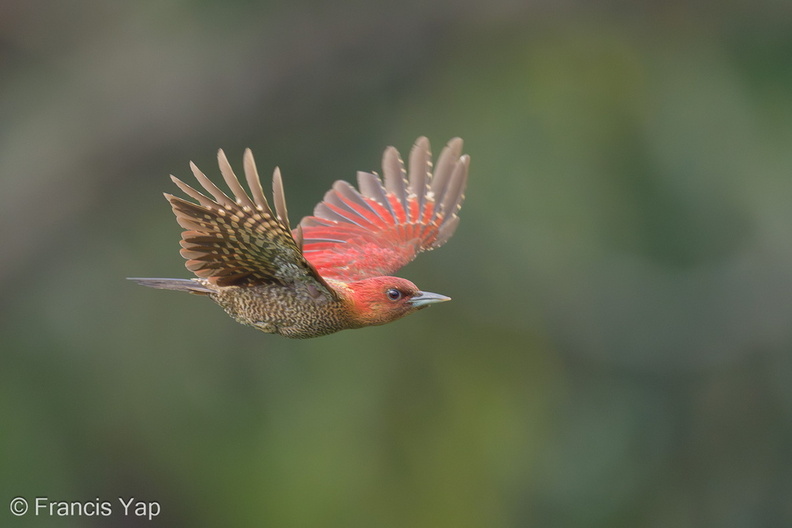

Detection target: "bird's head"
[344, 276, 450, 328]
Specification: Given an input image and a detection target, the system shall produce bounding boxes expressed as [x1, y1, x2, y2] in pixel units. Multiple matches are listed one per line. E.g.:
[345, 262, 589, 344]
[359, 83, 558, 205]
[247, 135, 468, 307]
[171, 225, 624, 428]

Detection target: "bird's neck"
[323, 279, 370, 329]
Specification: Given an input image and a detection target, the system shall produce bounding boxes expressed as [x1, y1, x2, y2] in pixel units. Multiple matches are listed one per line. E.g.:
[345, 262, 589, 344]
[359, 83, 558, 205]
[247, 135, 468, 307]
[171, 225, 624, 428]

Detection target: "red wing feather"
[300, 137, 469, 282]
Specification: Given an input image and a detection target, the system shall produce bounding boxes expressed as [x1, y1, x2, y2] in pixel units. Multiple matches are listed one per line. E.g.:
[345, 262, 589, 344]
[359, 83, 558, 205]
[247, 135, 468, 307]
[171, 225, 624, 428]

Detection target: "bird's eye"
[386, 288, 403, 301]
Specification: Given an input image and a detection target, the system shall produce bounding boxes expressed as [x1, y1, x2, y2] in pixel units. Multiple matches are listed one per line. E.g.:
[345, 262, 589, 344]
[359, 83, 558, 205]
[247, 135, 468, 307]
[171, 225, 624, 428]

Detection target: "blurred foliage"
[2, 1, 792, 527]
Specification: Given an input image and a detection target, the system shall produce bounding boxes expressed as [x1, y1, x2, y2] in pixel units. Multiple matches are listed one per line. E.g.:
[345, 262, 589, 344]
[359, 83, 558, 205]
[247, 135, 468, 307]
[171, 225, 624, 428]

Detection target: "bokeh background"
[2, 1, 792, 526]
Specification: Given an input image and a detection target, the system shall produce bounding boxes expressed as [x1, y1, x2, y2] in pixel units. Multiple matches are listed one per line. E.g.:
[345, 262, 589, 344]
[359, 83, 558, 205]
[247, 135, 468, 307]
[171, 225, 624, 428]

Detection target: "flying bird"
[130, 137, 469, 338]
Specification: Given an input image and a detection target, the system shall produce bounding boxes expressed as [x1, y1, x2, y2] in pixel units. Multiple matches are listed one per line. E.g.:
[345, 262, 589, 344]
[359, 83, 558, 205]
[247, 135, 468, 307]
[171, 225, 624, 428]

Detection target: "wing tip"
[447, 137, 463, 150]
[272, 166, 291, 228]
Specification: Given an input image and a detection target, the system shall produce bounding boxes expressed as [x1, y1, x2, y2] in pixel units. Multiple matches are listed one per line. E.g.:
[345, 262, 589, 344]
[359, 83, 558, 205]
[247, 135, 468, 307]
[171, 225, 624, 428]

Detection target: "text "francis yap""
[10, 496, 160, 520]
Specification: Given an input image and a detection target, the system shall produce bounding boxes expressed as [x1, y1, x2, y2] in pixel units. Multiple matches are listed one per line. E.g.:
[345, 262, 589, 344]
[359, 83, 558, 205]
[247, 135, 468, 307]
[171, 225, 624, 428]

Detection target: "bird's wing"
[299, 137, 469, 282]
[166, 149, 337, 298]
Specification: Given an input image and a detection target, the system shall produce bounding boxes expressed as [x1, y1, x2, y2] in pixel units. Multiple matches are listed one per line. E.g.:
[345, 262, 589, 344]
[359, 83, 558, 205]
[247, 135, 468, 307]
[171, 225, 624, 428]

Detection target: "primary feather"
[301, 137, 469, 281]
[166, 148, 330, 292]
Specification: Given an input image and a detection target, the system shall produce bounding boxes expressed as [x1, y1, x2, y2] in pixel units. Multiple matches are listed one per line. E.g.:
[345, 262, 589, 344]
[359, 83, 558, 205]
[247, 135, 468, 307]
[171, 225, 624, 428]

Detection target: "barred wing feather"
[166, 149, 335, 298]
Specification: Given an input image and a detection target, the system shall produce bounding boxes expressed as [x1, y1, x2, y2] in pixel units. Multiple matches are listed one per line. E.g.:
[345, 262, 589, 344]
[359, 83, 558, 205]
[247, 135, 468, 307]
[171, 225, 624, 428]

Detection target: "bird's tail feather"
[128, 277, 213, 294]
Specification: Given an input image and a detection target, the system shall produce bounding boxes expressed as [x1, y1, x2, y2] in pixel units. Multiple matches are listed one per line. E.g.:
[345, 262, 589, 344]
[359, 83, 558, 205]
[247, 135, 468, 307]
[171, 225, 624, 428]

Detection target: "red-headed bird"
[130, 137, 469, 338]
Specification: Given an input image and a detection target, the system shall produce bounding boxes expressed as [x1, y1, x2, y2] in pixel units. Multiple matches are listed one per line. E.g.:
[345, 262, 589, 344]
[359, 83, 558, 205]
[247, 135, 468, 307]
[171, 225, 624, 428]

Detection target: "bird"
[130, 137, 469, 338]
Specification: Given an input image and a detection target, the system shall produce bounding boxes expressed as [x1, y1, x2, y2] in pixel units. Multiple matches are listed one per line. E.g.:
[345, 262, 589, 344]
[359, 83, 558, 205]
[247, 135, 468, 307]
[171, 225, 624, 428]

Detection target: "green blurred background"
[2, 1, 792, 526]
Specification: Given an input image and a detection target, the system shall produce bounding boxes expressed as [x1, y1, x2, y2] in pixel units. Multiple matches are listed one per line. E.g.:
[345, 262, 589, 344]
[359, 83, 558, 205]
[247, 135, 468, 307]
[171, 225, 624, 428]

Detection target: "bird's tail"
[127, 277, 213, 295]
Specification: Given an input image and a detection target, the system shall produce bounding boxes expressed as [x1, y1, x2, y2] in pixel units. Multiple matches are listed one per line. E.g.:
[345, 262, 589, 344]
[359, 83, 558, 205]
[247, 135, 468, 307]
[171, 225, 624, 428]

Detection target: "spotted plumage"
[130, 137, 469, 338]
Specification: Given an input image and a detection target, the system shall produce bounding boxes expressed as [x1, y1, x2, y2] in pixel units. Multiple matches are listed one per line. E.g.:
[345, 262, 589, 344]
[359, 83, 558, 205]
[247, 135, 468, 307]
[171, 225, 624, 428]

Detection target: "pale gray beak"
[409, 290, 451, 307]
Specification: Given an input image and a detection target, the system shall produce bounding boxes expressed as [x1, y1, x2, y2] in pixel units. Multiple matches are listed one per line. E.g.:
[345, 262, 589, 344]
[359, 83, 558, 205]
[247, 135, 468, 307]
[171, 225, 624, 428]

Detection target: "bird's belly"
[209, 284, 348, 338]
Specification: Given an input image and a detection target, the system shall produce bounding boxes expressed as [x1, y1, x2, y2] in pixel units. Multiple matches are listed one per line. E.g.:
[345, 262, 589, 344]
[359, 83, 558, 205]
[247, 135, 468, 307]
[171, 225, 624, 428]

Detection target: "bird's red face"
[345, 276, 450, 328]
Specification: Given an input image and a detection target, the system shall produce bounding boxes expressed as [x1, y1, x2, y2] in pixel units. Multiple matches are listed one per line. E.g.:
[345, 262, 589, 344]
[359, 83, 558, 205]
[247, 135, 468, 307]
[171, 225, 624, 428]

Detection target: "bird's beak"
[409, 290, 451, 307]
